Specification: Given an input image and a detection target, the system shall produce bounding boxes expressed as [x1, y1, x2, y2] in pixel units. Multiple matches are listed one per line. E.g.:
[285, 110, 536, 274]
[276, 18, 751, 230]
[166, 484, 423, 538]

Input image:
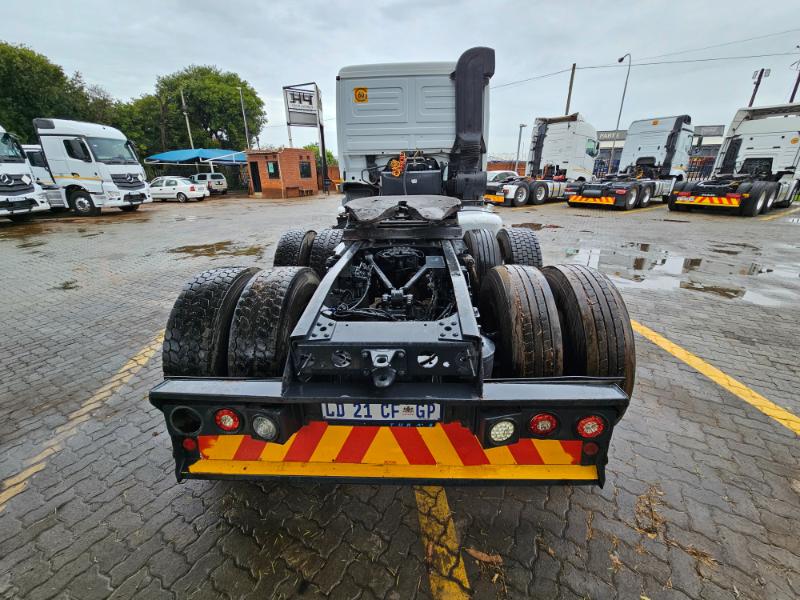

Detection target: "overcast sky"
[5, 0, 800, 158]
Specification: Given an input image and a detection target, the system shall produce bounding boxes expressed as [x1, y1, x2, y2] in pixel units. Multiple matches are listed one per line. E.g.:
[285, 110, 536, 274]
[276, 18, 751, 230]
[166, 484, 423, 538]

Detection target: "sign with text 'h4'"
[283, 86, 320, 127]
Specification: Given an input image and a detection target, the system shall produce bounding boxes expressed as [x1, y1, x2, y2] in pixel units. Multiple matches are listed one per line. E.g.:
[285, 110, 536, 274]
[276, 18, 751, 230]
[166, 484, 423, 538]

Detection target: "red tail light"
[614, 189, 627, 195]
[726, 193, 741, 199]
[676, 191, 691, 197]
[214, 409, 241, 432]
[182, 438, 197, 451]
[576, 416, 605, 438]
[529, 413, 558, 435]
[583, 441, 600, 456]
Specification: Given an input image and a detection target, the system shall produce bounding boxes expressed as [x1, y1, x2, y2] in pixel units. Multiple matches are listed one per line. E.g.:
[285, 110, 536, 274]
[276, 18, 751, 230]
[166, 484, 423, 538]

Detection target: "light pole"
[748, 68, 770, 107]
[236, 86, 251, 149]
[514, 123, 527, 174]
[608, 53, 631, 176]
[179, 88, 194, 149]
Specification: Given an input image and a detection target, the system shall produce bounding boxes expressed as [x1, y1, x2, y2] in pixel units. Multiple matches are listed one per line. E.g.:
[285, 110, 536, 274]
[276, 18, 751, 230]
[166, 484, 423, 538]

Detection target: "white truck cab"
[617, 116, 693, 179]
[33, 118, 152, 216]
[0, 125, 54, 221]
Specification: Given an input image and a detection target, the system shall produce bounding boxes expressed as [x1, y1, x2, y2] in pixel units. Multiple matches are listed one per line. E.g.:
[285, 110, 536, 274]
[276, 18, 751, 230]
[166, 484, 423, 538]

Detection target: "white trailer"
[567, 115, 693, 210]
[33, 118, 151, 216]
[669, 103, 800, 216]
[485, 113, 598, 207]
[0, 125, 56, 221]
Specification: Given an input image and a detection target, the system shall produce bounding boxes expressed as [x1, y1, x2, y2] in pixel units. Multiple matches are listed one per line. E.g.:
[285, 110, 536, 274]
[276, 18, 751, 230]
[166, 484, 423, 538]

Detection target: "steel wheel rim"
[536, 187, 546, 201]
[756, 192, 766, 212]
[75, 197, 90, 211]
[627, 190, 636, 208]
[641, 189, 651, 205]
[515, 188, 526, 202]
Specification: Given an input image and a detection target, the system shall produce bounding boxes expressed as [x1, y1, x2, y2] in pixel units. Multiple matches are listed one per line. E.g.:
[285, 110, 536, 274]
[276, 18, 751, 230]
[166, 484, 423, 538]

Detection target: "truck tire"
[542, 264, 635, 397]
[739, 182, 767, 217]
[621, 185, 638, 211]
[228, 267, 320, 377]
[70, 190, 100, 216]
[464, 228, 502, 288]
[637, 185, 653, 208]
[530, 182, 548, 205]
[479, 265, 563, 377]
[761, 183, 778, 213]
[273, 229, 316, 267]
[163, 266, 261, 377]
[309, 228, 344, 277]
[496, 228, 543, 267]
[667, 182, 694, 212]
[512, 183, 529, 206]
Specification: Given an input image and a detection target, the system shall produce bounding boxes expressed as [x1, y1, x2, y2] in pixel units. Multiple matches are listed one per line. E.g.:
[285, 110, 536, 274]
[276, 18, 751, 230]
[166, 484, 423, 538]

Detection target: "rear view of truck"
[149, 48, 636, 488]
[668, 104, 800, 216]
[567, 115, 693, 210]
[486, 113, 599, 206]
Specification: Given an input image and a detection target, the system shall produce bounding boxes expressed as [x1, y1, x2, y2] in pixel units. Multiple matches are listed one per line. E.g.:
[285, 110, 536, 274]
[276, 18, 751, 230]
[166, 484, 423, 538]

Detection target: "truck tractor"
[150, 48, 636, 488]
[668, 103, 800, 216]
[567, 115, 693, 210]
[486, 113, 599, 207]
[32, 118, 152, 216]
[0, 124, 58, 222]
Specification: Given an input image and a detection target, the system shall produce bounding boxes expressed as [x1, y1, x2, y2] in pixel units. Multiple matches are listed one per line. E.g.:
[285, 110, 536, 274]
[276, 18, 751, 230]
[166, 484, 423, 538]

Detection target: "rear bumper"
[674, 195, 741, 208]
[568, 194, 618, 207]
[150, 377, 628, 486]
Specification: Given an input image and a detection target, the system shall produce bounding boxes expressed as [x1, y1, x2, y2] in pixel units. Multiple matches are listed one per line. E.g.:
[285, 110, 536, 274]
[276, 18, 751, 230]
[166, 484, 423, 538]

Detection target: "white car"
[150, 177, 207, 202]
[190, 172, 228, 194]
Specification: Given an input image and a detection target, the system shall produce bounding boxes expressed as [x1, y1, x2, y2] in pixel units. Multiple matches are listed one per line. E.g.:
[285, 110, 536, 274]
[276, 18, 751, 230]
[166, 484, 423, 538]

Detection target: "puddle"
[17, 240, 46, 249]
[53, 280, 80, 290]
[513, 223, 563, 231]
[661, 219, 690, 223]
[167, 241, 268, 259]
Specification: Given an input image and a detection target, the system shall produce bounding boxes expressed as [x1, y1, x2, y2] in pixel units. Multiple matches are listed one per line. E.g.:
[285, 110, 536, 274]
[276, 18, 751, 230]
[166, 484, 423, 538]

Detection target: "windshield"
[0, 133, 25, 163]
[85, 137, 139, 165]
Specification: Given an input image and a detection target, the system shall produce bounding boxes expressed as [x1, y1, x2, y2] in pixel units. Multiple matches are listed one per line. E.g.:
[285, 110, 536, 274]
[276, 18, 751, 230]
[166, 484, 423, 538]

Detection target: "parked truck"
[0, 124, 56, 221]
[486, 113, 599, 206]
[149, 48, 635, 488]
[566, 115, 694, 210]
[668, 104, 800, 216]
[33, 119, 151, 216]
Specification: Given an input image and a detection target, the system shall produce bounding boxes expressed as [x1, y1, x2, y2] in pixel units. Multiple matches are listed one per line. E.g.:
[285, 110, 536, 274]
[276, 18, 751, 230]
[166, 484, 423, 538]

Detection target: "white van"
[0, 125, 56, 221]
[33, 118, 152, 216]
[189, 172, 228, 194]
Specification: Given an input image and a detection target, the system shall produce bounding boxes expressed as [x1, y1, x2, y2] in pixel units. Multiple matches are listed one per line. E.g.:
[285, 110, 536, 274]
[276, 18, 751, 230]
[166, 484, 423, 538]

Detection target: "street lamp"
[607, 53, 631, 176]
[514, 123, 527, 174]
[236, 86, 251, 149]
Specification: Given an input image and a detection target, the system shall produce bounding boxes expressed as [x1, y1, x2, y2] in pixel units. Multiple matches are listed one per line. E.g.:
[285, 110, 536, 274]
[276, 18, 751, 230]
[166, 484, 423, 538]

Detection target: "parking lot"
[1, 195, 798, 600]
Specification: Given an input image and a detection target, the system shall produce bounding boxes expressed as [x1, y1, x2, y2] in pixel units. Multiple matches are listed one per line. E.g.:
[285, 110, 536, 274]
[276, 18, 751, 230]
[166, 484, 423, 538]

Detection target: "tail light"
[190, 185, 196, 192]
[726, 193, 741, 199]
[676, 191, 691, 197]
[583, 441, 600, 456]
[576, 415, 605, 438]
[182, 438, 197, 451]
[529, 413, 558, 436]
[614, 189, 627, 195]
[214, 408, 241, 432]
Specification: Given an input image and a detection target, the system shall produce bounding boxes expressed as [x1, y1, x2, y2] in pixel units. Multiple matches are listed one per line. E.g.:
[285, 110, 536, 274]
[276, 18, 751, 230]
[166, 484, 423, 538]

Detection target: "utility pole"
[790, 55, 800, 103]
[236, 86, 251, 149]
[749, 68, 770, 107]
[608, 53, 631, 176]
[565, 63, 576, 115]
[514, 123, 527, 174]
[179, 88, 194, 149]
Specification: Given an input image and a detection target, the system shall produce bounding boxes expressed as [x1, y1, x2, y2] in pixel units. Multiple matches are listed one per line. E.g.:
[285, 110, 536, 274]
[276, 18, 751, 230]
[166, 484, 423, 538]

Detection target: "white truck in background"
[567, 115, 693, 210]
[486, 113, 598, 206]
[0, 124, 56, 222]
[669, 103, 800, 216]
[33, 118, 151, 216]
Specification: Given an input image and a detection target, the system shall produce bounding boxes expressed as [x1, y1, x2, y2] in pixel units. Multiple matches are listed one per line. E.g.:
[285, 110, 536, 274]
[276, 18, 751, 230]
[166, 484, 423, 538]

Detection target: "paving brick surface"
[1, 196, 798, 599]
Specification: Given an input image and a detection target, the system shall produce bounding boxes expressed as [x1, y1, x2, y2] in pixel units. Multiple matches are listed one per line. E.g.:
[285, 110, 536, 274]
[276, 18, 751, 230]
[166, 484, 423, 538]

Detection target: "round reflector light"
[182, 437, 197, 451]
[253, 416, 278, 441]
[576, 416, 605, 438]
[529, 413, 558, 435]
[489, 419, 516, 443]
[583, 441, 600, 456]
[214, 408, 240, 432]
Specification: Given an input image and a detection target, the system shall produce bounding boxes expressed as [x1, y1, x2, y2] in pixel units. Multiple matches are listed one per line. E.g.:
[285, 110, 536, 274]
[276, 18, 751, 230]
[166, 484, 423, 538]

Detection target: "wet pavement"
[1, 196, 799, 600]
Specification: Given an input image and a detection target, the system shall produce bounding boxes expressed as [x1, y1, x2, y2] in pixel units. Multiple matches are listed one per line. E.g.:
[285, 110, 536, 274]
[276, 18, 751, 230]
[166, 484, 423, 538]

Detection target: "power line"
[492, 51, 800, 91]
[639, 27, 800, 60]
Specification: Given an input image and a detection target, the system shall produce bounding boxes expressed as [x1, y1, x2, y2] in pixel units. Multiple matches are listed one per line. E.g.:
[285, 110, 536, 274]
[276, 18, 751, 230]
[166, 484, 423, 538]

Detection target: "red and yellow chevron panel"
[676, 195, 741, 207]
[189, 422, 597, 481]
[568, 195, 616, 205]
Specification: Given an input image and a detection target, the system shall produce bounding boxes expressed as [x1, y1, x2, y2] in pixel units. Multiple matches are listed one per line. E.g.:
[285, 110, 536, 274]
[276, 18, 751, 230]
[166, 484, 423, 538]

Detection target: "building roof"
[144, 148, 246, 165]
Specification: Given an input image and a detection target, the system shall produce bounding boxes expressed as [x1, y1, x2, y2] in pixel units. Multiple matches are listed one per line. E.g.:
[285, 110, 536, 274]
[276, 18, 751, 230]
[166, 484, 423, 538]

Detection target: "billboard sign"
[283, 86, 320, 127]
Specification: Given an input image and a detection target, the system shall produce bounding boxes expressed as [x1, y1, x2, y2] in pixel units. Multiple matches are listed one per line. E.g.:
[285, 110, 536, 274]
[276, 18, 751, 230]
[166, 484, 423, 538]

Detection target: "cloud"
[5, 0, 799, 154]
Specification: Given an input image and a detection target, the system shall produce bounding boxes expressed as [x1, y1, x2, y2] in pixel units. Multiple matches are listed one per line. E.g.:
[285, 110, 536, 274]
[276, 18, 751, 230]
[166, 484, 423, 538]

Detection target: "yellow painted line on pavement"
[631, 320, 800, 435]
[0, 331, 164, 513]
[414, 486, 471, 599]
[760, 205, 800, 221]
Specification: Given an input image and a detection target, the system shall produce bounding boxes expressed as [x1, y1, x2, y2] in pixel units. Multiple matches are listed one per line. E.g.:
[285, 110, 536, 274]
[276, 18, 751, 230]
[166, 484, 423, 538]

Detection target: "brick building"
[246, 148, 319, 198]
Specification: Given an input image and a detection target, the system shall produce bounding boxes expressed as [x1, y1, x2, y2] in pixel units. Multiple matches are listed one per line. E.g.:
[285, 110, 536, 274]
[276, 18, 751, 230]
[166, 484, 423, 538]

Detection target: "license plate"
[322, 402, 441, 423]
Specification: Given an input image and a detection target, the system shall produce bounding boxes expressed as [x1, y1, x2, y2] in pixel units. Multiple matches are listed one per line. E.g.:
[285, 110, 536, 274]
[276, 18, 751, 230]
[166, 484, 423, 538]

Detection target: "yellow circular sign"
[791, 137, 799, 144]
[651, 119, 660, 126]
[354, 88, 368, 103]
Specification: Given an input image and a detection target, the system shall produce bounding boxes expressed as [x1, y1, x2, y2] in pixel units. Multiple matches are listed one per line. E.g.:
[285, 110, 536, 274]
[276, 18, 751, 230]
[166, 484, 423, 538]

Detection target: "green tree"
[111, 94, 169, 157]
[303, 143, 338, 168]
[0, 41, 80, 141]
[155, 66, 266, 150]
